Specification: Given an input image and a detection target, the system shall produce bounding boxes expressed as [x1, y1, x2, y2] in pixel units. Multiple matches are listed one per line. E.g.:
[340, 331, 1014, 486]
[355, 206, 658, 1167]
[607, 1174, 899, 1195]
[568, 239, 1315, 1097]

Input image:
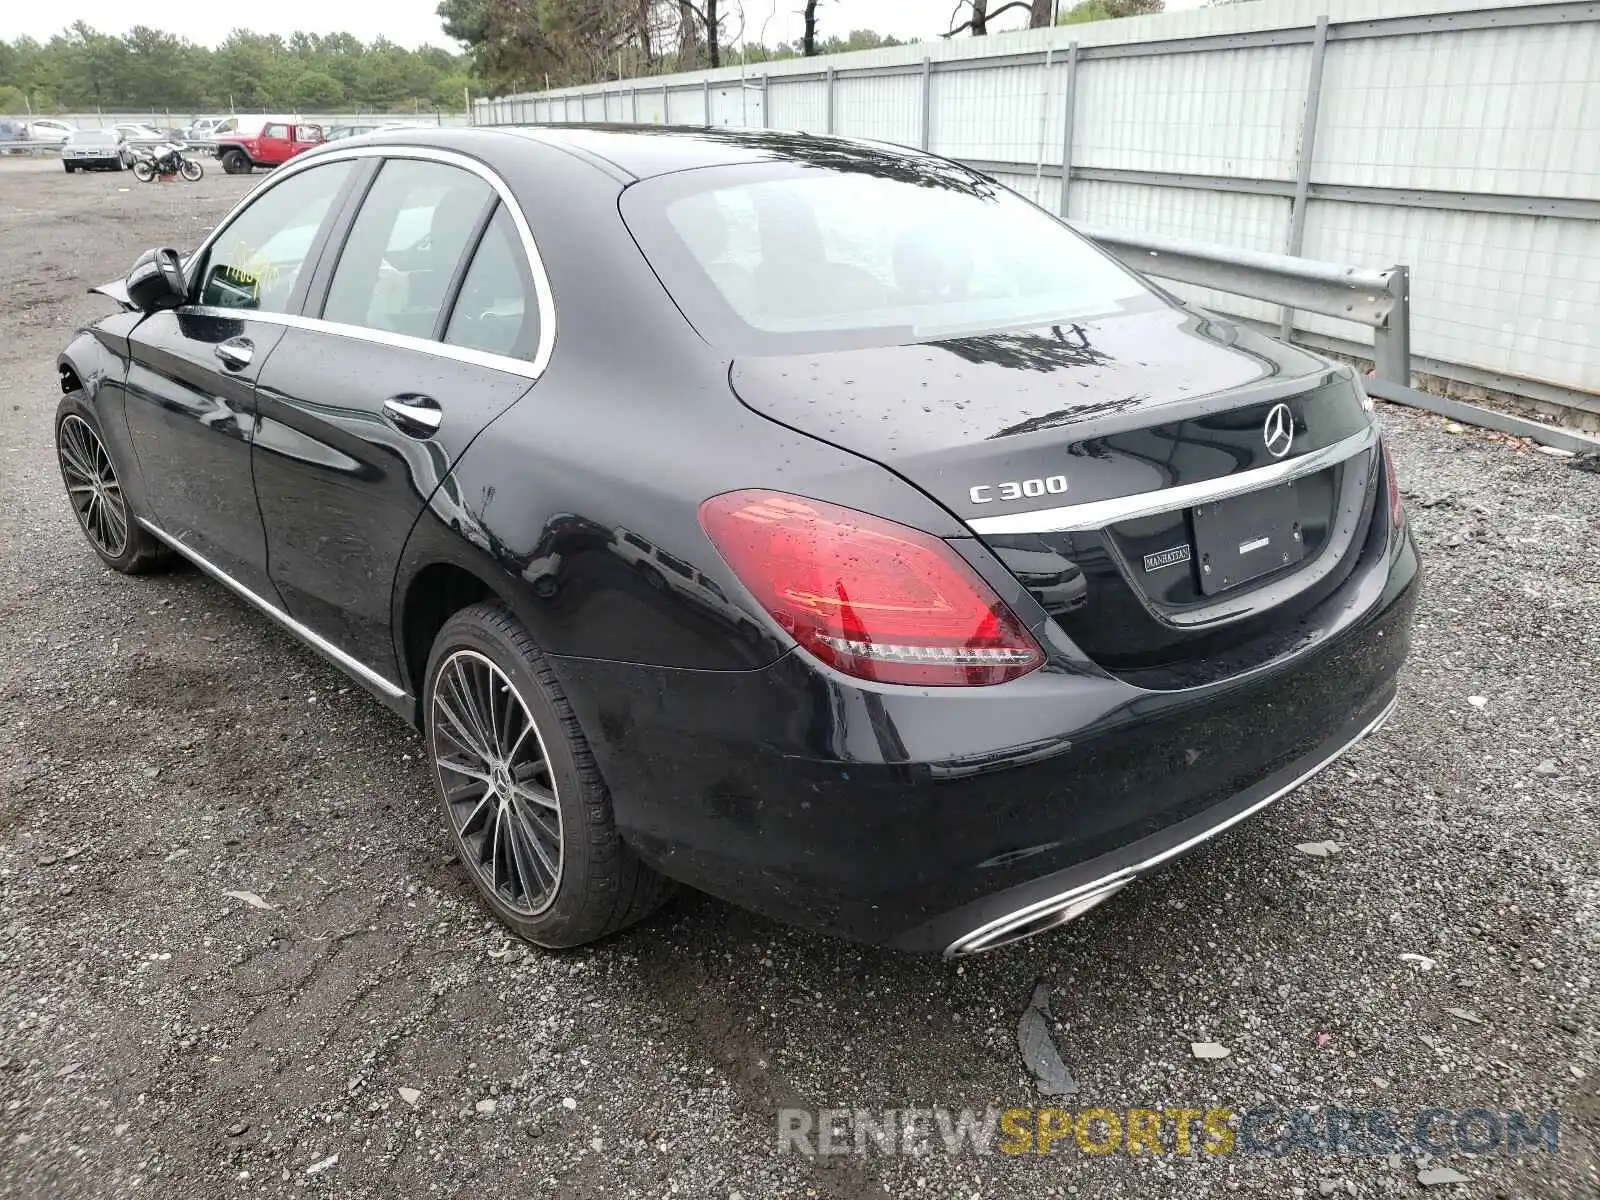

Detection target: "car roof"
[346, 123, 938, 183]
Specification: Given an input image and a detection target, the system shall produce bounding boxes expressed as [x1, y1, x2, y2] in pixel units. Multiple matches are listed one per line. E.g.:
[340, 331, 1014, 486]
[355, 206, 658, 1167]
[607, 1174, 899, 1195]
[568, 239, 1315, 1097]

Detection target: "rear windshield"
[621, 152, 1154, 354]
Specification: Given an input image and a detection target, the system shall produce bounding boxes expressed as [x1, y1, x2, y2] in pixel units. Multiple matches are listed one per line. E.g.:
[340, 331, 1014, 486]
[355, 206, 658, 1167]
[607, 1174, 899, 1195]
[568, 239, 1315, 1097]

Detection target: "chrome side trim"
[137, 519, 408, 700]
[967, 422, 1379, 535]
[179, 305, 543, 379]
[943, 691, 1399, 957]
[181, 143, 557, 380]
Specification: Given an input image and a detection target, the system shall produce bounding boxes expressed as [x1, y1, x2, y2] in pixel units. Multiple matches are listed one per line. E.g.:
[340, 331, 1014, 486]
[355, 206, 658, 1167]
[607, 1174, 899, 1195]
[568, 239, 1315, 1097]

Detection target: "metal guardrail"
[1072, 222, 1412, 387]
[1077, 223, 1598, 452]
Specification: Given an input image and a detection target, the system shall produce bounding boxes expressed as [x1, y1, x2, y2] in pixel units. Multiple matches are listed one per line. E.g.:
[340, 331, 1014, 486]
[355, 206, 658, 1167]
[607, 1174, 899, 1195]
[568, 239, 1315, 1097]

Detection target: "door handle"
[215, 337, 254, 370]
[382, 394, 443, 438]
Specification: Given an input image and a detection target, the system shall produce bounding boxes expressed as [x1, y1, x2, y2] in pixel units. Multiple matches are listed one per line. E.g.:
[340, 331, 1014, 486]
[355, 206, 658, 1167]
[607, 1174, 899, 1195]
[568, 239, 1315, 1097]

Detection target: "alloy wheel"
[58, 414, 129, 559]
[430, 649, 563, 916]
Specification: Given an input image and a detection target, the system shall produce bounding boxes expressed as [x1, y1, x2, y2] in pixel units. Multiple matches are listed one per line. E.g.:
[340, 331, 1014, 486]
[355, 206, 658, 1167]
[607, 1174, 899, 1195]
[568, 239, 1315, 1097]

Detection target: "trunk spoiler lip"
[967, 420, 1379, 537]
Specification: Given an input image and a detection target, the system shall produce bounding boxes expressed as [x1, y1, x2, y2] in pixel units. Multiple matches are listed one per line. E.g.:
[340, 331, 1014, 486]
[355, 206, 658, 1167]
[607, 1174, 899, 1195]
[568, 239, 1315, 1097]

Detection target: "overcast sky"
[4, 0, 1205, 52]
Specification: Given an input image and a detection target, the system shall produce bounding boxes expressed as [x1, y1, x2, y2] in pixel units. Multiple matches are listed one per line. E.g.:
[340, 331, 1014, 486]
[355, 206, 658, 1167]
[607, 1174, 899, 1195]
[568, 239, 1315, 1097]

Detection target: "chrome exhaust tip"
[944, 877, 1129, 958]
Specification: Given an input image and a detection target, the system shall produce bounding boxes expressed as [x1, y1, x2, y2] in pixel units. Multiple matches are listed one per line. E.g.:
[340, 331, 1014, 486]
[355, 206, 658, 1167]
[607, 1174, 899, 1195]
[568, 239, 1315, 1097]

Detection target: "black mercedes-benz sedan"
[53, 125, 1418, 956]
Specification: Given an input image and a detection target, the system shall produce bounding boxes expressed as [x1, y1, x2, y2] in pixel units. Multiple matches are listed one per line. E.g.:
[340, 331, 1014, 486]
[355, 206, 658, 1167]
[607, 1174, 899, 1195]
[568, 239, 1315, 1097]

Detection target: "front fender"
[58, 315, 146, 511]
[60, 311, 143, 397]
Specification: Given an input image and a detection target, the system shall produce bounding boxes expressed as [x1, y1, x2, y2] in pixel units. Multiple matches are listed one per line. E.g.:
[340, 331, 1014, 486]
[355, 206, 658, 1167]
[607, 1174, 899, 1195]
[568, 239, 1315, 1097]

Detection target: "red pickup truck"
[214, 121, 325, 174]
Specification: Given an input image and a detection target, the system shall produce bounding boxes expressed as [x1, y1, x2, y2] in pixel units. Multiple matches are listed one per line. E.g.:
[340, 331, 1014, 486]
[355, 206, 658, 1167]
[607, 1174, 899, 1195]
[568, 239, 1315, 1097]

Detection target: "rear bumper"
[553, 521, 1419, 952]
[927, 688, 1396, 955]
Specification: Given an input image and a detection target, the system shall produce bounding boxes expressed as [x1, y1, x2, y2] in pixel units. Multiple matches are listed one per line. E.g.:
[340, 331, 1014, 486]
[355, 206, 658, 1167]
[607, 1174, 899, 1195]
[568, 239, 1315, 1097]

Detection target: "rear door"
[288, 124, 325, 161]
[121, 158, 359, 596]
[252, 152, 546, 679]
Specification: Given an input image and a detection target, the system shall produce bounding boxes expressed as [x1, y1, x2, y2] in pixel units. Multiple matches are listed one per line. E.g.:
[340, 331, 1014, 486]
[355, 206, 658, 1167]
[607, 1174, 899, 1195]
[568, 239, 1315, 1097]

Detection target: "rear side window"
[322, 158, 493, 340]
[197, 161, 355, 313]
[622, 156, 1153, 354]
[443, 205, 539, 359]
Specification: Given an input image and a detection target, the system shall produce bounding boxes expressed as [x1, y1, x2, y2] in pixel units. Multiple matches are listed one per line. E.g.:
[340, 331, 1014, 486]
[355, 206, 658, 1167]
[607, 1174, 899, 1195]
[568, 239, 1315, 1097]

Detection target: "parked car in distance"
[53, 126, 1418, 959]
[327, 121, 428, 142]
[184, 116, 227, 142]
[214, 120, 325, 173]
[61, 129, 132, 172]
[324, 123, 383, 142]
[0, 118, 30, 144]
[111, 123, 170, 146]
[27, 119, 77, 144]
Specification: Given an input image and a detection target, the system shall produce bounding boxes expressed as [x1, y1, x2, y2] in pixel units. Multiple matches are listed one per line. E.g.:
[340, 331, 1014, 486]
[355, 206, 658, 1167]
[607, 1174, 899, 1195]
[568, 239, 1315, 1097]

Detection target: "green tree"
[1058, 0, 1164, 24]
[437, 0, 495, 78]
[0, 22, 483, 113]
[122, 27, 208, 109]
[213, 30, 292, 109]
[292, 70, 346, 109]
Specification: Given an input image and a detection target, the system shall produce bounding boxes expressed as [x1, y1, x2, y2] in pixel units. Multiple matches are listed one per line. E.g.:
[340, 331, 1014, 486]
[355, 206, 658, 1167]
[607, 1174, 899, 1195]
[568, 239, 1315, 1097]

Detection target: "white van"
[208, 114, 295, 139]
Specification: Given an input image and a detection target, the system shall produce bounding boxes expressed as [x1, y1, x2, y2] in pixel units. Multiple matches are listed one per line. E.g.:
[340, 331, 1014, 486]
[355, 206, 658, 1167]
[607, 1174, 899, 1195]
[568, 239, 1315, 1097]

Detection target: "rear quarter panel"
[391, 136, 968, 688]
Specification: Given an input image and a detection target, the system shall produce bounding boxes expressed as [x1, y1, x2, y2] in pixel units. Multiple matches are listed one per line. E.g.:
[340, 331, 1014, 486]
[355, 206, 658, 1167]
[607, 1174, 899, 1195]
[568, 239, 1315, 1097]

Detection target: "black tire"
[424, 602, 674, 948]
[221, 149, 250, 175]
[132, 160, 155, 183]
[180, 158, 203, 182]
[64, 163, 75, 173]
[54, 392, 173, 575]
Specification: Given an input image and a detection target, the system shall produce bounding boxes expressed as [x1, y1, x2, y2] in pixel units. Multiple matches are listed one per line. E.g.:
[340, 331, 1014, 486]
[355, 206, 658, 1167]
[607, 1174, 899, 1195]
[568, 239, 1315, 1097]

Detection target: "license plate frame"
[1191, 482, 1303, 595]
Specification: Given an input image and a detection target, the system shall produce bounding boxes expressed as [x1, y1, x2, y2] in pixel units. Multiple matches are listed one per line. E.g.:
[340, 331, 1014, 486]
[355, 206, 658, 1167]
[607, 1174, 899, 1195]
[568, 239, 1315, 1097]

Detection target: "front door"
[254, 156, 544, 679]
[256, 122, 293, 165]
[122, 311, 285, 594]
[120, 157, 360, 597]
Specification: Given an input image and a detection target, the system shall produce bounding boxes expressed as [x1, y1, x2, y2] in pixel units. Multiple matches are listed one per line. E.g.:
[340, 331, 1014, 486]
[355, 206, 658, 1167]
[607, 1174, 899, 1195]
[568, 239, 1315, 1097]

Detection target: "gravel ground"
[0, 157, 1596, 1200]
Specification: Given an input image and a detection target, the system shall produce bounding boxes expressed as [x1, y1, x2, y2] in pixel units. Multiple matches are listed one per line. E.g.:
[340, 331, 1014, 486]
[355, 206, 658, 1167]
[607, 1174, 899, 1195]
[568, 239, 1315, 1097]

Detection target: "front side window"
[622, 154, 1154, 354]
[322, 158, 493, 339]
[443, 205, 539, 359]
[262, 124, 290, 140]
[197, 161, 354, 313]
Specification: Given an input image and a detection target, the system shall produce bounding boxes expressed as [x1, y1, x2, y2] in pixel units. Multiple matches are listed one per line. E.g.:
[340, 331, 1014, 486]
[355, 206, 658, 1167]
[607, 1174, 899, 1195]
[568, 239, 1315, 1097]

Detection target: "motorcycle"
[131, 142, 204, 183]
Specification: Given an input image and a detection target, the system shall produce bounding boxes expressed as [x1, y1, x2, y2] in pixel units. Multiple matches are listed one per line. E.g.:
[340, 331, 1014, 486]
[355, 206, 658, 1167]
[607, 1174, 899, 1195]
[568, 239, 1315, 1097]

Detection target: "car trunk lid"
[729, 305, 1383, 687]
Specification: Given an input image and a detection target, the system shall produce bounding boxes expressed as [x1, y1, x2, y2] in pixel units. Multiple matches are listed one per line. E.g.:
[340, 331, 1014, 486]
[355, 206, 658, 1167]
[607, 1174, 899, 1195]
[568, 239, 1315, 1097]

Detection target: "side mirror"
[125, 248, 188, 312]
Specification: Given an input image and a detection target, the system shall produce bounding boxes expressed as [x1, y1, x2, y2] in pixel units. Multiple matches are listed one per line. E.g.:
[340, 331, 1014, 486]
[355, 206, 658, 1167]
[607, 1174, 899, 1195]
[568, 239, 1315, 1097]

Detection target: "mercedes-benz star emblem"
[1263, 403, 1294, 459]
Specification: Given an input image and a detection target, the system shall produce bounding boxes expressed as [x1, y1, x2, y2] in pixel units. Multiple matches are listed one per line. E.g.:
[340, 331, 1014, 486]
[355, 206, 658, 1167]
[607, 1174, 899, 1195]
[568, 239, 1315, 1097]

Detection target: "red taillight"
[1381, 439, 1405, 530]
[699, 490, 1043, 687]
